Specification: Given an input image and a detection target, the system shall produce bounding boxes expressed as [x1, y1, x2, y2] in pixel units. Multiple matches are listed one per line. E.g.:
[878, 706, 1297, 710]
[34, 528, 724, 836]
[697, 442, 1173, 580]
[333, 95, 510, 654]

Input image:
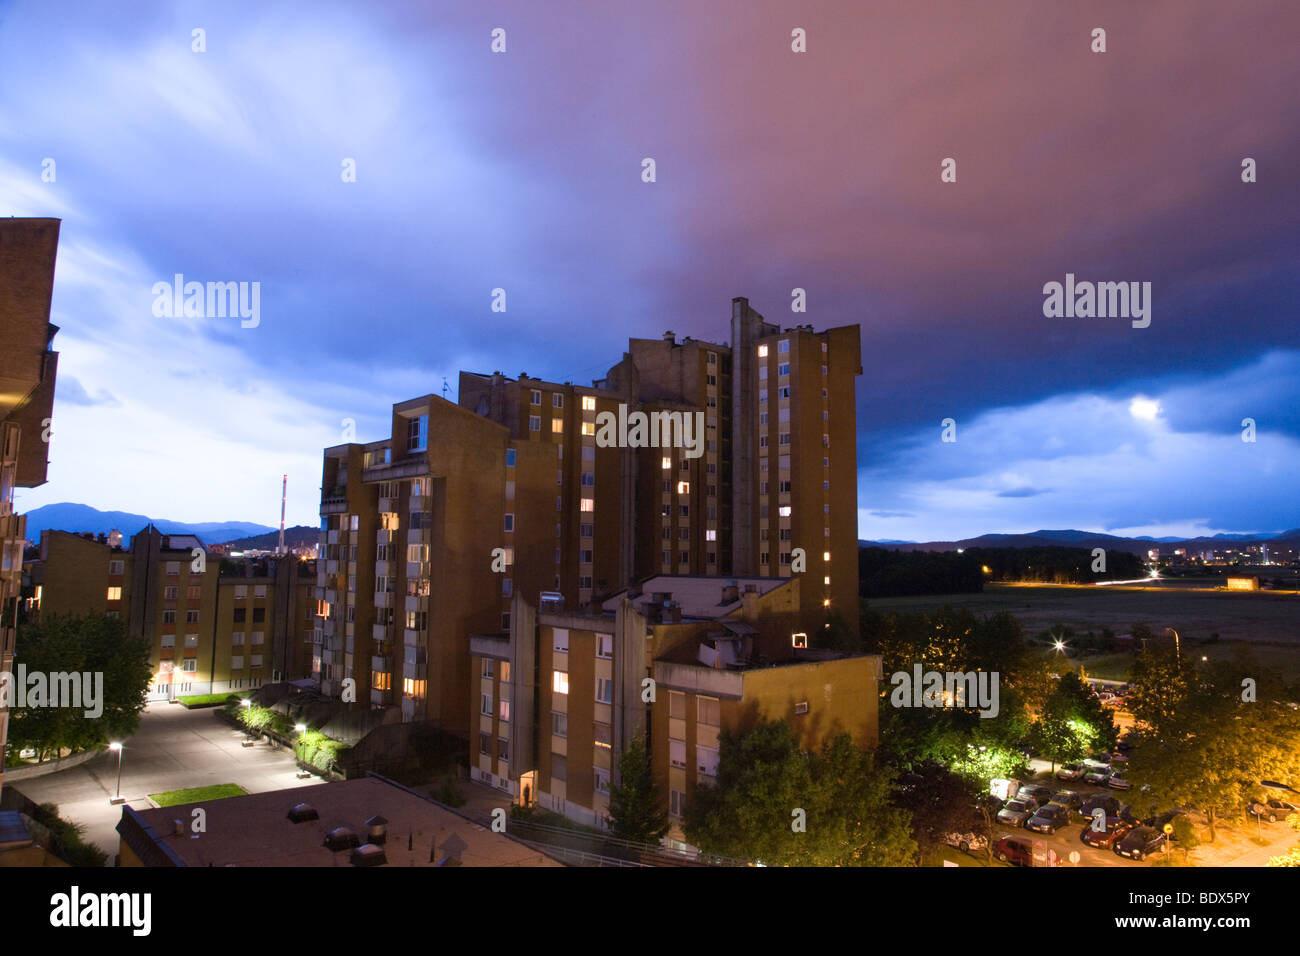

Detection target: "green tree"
[1032, 672, 1117, 770]
[605, 734, 669, 844]
[684, 720, 915, 866]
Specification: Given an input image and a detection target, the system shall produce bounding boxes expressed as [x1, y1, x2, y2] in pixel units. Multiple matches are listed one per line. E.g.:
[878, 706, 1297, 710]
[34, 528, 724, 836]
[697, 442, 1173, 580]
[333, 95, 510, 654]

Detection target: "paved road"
[12, 701, 321, 862]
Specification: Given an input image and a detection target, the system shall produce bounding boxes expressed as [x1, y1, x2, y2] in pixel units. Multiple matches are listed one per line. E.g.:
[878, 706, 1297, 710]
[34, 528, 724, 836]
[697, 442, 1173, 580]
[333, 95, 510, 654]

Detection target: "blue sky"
[3, 0, 1298, 541]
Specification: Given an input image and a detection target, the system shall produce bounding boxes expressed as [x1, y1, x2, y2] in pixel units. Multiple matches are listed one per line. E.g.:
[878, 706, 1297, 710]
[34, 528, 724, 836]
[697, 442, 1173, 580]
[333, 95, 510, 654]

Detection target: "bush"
[31, 803, 108, 868]
[293, 729, 348, 773]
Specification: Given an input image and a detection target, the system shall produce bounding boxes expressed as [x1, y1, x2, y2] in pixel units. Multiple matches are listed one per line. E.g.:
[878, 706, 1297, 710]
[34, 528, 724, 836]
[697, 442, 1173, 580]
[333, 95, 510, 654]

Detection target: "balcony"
[377, 497, 392, 513]
[403, 627, 423, 647]
[371, 656, 392, 673]
[372, 623, 393, 642]
[404, 595, 426, 614]
[409, 495, 429, 513]
[406, 528, 430, 546]
[328, 529, 340, 545]
[374, 591, 394, 609]
[362, 458, 429, 484]
[406, 561, 430, 579]
[374, 560, 388, 577]
[321, 491, 348, 515]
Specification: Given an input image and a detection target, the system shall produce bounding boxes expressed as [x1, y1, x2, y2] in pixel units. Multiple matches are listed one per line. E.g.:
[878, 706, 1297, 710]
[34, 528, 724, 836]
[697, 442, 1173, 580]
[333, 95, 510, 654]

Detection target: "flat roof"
[117, 776, 563, 867]
[602, 575, 790, 620]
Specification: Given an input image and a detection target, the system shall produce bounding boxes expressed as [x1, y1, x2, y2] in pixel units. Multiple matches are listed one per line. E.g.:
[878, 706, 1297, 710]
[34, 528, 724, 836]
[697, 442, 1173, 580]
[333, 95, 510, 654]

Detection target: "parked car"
[1026, 804, 1070, 834]
[1081, 819, 1133, 849]
[1248, 798, 1300, 823]
[1106, 772, 1132, 791]
[1083, 766, 1112, 786]
[1017, 785, 1054, 808]
[1057, 762, 1087, 781]
[1115, 826, 1166, 861]
[1052, 789, 1084, 811]
[945, 831, 989, 854]
[1080, 794, 1123, 822]
[997, 799, 1037, 828]
[993, 835, 1035, 866]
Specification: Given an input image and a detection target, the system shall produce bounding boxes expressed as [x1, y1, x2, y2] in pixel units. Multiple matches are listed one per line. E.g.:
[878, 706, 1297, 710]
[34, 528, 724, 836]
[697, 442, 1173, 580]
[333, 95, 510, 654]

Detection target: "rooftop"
[116, 775, 564, 867]
[602, 575, 790, 620]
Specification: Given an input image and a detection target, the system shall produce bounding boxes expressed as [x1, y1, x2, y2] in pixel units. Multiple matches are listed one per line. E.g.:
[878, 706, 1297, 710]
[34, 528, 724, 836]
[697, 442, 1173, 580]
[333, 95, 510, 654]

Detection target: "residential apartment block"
[28, 528, 315, 699]
[314, 299, 862, 741]
[469, 576, 881, 841]
[0, 218, 61, 798]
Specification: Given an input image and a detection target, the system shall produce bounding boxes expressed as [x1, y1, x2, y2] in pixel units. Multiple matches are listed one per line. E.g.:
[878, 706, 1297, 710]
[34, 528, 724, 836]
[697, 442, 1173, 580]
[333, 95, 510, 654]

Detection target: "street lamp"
[295, 723, 307, 733]
[108, 742, 125, 805]
[1165, 626, 1181, 664]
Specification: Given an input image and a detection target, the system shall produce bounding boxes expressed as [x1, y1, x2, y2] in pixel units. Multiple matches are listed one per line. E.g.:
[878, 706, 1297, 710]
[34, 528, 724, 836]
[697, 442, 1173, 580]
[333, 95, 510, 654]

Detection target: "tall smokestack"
[279, 474, 287, 554]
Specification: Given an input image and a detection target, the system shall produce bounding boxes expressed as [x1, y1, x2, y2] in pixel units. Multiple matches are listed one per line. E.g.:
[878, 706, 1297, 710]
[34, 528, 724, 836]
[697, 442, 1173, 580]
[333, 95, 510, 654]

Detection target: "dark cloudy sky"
[3, 0, 1297, 540]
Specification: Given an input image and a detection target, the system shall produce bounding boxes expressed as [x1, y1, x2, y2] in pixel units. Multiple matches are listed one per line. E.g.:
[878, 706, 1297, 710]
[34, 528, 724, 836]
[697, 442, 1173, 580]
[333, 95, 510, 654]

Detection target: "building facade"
[28, 528, 315, 699]
[0, 218, 61, 797]
[314, 300, 862, 738]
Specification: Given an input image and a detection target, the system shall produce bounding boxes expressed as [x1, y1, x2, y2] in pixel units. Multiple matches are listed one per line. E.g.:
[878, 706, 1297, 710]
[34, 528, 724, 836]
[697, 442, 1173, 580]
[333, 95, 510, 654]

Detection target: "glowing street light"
[108, 742, 125, 805]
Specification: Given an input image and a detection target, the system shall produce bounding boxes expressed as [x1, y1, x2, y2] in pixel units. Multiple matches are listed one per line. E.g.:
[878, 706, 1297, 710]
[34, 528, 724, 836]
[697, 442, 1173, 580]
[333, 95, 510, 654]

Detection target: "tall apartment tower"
[730, 297, 862, 635]
[316, 298, 861, 732]
[0, 218, 61, 797]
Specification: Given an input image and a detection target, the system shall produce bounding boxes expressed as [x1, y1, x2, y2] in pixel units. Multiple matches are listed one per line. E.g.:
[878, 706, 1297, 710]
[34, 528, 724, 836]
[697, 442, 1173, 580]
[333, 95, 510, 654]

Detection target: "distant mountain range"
[218, 526, 319, 551]
[20, 503, 276, 548]
[860, 528, 1300, 555]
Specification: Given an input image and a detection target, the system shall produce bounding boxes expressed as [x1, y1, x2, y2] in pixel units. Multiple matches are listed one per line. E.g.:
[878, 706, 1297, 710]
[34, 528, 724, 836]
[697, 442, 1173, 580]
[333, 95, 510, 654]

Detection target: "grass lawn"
[149, 783, 248, 806]
[923, 846, 1007, 867]
[178, 692, 245, 708]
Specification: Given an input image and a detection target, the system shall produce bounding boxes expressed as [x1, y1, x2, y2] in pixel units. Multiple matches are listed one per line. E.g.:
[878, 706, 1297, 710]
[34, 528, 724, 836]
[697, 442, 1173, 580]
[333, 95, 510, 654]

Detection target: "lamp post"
[1165, 627, 1181, 664]
[108, 742, 125, 805]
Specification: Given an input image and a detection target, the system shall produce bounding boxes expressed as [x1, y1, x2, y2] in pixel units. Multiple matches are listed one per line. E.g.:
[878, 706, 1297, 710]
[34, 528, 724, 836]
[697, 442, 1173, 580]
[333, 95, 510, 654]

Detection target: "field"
[149, 783, 248, 807]
[867, 582, 1300, 682]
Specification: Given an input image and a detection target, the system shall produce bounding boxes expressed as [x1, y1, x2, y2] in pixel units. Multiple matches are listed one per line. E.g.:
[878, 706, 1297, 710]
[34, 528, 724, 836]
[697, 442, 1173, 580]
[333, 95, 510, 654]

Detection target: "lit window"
[506, 449, 516, 467]
[594, 722, 612, 750]
[106, 586, 122, 601]
[706, 529, 716, 542]
[757, 345, 768, 358]
[823, 551, 831, 562]
[779, 506, 792, 517]
[677, 481, 690, 494]
[582, 395, 596, 411]
[597, 633, 613, 659]
[824, 576, 830, 585]
[581, 422, 595, 436]
[661, 457, 671, 470]
[580, 498, 594, 512]
[551, 418, 563, 433]
[552, 670, 569, 695]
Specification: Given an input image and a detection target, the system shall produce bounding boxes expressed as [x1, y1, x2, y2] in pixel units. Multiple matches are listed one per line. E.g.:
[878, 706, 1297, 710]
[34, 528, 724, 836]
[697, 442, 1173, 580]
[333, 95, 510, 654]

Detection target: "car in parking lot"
[993, 836, 1035, 866]
[1017, 785, 1054, 807]
[997, 799, 1037, 828]
[1115, 826, 1166, 861]
[1026, 803, 1070, 834]
[1079, 794, 1123, 821]
[945, 831, 989, 854]
[1248, 798, 1300, 823]
[1056, 762, 1087, 781]
[1081, 818, 1133, 849]
[1052, 789, 1084, 811]
[1083, 765, 1112, 786]
[1106, 772, 1132, 790]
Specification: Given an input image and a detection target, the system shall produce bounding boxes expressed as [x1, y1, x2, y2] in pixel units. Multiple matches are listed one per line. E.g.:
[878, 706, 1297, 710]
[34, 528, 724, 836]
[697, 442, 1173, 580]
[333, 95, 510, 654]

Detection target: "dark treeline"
[858, 548, 983, 597]
[858, 545, 1148, 597]
[967, 546, 1145, 584]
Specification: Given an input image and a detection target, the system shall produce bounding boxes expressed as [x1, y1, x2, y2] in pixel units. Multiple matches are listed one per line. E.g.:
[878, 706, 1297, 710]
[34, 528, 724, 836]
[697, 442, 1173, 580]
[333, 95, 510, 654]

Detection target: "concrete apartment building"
[28, 528, 315, 699]
[469, 576, 881, 841]
[0, 218, 61, 798]
[314, 299, 862, 742]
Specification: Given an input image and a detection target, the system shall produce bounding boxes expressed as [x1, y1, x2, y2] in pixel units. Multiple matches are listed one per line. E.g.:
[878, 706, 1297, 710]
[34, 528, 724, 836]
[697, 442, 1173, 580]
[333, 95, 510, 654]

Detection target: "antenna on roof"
[442, 377, 449, 400]
[278, 475, 287, 554]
